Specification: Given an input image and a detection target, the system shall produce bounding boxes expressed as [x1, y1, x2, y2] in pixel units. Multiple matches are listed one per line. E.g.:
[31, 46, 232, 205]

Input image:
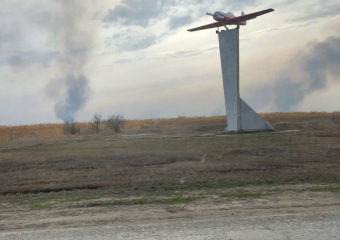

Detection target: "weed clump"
[105, 115, 125, 133]
[63, 120, 80, 135]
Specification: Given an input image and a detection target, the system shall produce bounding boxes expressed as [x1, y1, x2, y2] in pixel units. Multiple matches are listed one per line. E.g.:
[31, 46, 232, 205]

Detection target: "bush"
[105, 115, 125, 133]
[63, 120, 80, 135]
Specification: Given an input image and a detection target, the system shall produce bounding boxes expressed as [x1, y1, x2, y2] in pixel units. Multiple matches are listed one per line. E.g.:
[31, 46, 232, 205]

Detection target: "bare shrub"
[63, 120, 80, 135]
[105, 115, 125, 133]
[91, 113, 102, 133]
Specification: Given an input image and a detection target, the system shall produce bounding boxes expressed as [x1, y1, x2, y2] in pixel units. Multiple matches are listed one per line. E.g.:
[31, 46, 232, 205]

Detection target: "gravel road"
[1, 211, 339, 240]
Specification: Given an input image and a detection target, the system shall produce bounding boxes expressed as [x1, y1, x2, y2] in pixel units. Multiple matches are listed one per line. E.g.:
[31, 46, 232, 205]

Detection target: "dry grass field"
[1, 112, 340, 191]
[1, 112, 339, 146]
[0, 112, 340, 214]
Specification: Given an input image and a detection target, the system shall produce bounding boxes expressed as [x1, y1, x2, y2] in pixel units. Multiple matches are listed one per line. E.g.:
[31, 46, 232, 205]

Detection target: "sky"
[0, 0, 339, 125]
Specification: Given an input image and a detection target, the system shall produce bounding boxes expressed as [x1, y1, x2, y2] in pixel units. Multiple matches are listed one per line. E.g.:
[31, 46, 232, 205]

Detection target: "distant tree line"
[63, 113, 125, 135]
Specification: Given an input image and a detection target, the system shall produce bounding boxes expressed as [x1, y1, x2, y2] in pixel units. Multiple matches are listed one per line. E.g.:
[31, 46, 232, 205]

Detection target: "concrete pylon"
[218, 28, 274, 132]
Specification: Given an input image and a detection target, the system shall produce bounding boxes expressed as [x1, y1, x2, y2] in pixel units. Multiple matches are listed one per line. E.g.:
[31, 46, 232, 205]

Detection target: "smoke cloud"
[53, 75, 91, 121]
[46, 0, 94, 121]
[246, 36, 340, 112]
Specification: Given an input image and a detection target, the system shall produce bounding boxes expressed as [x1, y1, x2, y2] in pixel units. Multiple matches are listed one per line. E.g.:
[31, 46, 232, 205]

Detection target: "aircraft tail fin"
[241, 11, 247, 25]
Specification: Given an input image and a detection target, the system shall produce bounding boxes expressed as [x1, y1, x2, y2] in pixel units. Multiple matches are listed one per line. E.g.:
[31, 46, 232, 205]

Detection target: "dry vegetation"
[1, 112, 339, 146]
[0, 111, 340, 198]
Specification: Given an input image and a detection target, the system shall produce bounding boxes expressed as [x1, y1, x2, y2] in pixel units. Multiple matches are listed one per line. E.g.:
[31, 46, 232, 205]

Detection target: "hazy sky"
[0, 0, 339, 125]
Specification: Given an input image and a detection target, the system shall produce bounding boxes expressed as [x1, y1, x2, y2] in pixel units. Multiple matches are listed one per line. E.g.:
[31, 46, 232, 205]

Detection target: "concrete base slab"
[219, 129, 301, 135]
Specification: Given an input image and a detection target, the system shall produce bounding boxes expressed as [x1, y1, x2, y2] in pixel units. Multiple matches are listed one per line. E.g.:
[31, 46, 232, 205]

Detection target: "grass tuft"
[161, 197, 202, 204]
[307, 187, 340, 192]
[220, 191, 270, 199]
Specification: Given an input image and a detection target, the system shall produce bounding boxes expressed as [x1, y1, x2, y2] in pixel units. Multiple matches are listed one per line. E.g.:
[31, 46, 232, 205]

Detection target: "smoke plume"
[46, 0, 93, 121]
[246, 36, 340, 111]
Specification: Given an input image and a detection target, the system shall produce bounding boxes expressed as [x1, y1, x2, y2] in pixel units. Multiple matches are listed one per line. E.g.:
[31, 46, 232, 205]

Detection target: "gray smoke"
[46, 0, 93, 121]
[54, 75, 91, 121]
[246, 36, 340, 111]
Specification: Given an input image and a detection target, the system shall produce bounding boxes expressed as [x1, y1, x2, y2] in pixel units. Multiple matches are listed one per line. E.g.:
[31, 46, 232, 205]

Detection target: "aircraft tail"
[241, 11, 247, 25]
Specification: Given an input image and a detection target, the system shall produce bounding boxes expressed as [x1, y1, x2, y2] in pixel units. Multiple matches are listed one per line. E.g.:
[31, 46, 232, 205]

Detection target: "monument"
[218, 28, 274, 132]
[187, 8, 275, 132]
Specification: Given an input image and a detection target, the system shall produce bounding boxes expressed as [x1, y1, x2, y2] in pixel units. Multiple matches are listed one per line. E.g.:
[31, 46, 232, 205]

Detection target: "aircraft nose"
[213, 12, 220, 19]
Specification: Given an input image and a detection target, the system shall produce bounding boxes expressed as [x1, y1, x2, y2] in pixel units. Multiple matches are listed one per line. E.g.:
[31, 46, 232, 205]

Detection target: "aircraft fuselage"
[213, 11, 246, 26]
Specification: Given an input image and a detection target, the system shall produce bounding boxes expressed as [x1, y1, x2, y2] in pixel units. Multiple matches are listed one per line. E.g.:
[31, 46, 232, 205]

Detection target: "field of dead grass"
[1, 111, 340, 197]
[1, 112, 339, 147]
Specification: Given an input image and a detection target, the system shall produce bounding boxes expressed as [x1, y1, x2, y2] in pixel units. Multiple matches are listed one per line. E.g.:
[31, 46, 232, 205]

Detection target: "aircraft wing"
[225, 8, 274, 24]
[187, 21, 224, 32]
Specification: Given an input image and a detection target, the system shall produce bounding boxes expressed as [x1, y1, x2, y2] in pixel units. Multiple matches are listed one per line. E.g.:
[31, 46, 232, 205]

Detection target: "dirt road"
[1, 191, 339, 239]
[1, 210, 339, 240]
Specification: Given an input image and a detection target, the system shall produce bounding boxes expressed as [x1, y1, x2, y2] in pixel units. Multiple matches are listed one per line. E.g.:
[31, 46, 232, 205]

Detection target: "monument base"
[227, 98, 274, 132]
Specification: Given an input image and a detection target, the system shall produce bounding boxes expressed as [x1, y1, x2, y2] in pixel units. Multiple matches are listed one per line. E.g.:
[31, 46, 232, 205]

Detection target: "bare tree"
[91, 113, 102, 133]
[63, 119, 80, 135]
[105, 115, 125, 133]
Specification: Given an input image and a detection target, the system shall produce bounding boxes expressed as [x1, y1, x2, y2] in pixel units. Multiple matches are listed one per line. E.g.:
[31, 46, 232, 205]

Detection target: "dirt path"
[1, 191, 339, 232]
[2, 211, 340, 240]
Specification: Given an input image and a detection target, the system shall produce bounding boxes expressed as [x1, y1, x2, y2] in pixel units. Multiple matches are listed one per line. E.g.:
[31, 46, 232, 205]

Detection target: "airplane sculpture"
[187, 8, 274, 33]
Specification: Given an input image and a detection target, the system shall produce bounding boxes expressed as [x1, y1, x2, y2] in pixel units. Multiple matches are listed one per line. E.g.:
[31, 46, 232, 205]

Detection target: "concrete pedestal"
[218, 29, 274, 132]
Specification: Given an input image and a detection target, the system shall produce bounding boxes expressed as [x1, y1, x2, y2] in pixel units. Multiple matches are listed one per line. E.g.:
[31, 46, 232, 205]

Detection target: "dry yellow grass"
[125, 115, 226, 130]
[0, 116, 225, 144]
[0, 111, 339, 146]
[0, 124, 62, 142]
[260, 111, 340, 120]
[0, 123, 90, 145]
